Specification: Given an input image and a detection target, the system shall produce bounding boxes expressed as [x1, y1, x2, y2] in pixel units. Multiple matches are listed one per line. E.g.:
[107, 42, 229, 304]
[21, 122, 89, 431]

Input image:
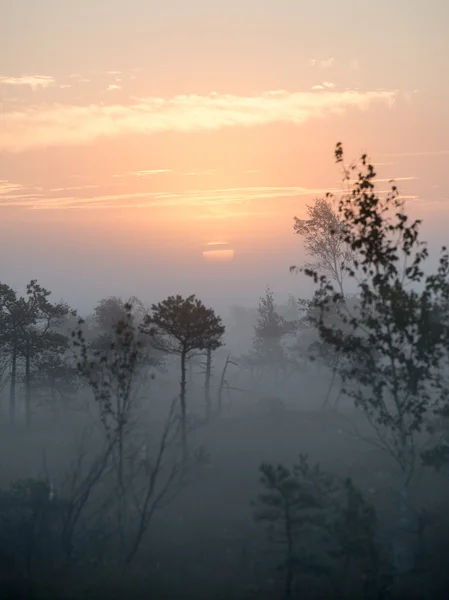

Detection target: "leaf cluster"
[303, 144, 449, 474]
[143, 294, 225, 355]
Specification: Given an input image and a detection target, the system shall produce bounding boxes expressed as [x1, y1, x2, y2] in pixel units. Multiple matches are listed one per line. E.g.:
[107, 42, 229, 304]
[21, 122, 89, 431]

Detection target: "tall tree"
[0, 283, 20, 423]
[143, 294, 225, 460]
[18, 281, 71, 427]
[72, 304, 182, 563]
[302, 142, 449, 575]
[292, 197, 355, 296]
[0, 280, 70, 426]
[74, 303, 142, 556]
[250, 287, 293, 384]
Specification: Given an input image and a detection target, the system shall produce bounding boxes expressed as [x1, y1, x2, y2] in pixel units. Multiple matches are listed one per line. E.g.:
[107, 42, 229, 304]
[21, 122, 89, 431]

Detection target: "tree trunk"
[392, 463, 415, 578]
[284, 502, 294, 598]
[25, 348, 32, 428]
[9, 349, 16, 426]
[116, 398, 125, 558]
[180, 349, 188, 462]
[204, 347, 212, 422]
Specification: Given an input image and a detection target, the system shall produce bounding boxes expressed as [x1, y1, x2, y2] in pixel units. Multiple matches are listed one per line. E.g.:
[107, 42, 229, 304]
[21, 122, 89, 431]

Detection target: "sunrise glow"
[0, 0, 447, 311]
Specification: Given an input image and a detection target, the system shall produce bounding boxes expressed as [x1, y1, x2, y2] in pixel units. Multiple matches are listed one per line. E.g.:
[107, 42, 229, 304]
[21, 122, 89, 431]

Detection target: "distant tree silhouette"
[249, 287, 293, 385]
[143, 294, 225, 460]
[291, 197, 354, 296]
[94, 296, 127, 332]
[0, 280, 72, 427]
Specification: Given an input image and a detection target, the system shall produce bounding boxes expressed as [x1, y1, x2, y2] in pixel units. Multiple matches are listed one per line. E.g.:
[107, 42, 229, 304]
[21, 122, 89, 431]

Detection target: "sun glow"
[202, 248, 235, 262]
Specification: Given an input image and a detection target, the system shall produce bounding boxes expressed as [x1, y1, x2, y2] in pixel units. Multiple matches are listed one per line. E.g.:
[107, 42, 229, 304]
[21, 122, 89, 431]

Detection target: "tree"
[143, 294, 225, 460]
[72, 303, 182, 562]
[249, 287, 293, 385]
[73, 303, 142, 555]
[32, 350, 79, 419]
[252, 457, 388, 599]
[252, 456, 337, 598]
[18, 281, 72, 428]
[94, 296, 128, 332]
[0, 280, 71, 427]
[302, 142, 449, 574]
[0, 283, 20, 424]
[291, 196, 355, 296]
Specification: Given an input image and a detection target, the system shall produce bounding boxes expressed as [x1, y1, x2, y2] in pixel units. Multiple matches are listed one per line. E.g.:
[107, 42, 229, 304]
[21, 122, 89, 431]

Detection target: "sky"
[1, 0, 448, 315]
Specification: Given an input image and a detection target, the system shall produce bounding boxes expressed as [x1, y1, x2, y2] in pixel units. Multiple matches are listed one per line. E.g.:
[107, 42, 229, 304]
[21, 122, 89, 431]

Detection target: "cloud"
[0, 89, 397, 152]
[112, 169, 172, 178]
[107, 84, 121, 91]
[311, 82, 335, 91]
[310, 58, 335, 69]
[0, 180, 26, 194]
[0, 185, 339, 211]
[49, 184, 100, 192]
[381, 150, 449, 158]
[0, 75, 55, 90]
[182, 170, 216, 176]
[0, 179, 45, 202]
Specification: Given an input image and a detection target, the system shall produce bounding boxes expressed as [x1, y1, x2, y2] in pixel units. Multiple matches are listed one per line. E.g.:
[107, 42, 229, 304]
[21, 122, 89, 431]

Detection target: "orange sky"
[1, 0, 448, 313]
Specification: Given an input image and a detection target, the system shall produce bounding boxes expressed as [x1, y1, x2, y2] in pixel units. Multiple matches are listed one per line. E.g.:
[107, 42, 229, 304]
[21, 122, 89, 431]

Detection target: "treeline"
[0, 289, 226, 431]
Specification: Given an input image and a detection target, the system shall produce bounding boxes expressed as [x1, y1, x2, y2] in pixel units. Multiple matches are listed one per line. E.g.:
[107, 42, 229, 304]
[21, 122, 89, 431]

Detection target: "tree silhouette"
[0, 280, 71, 427]
[0, 283, 21, 424]
[250, 287, 293, 385]
[143, 294, 225, 460]
[94, 296, 127, 332]
[302, 142, 449, 575]
[252, 455, 338, 598]
[291, 197, 354, 296]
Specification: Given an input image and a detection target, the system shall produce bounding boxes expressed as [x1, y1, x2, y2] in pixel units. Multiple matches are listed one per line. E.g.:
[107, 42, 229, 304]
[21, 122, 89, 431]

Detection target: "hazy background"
[1, 0, 448, 313]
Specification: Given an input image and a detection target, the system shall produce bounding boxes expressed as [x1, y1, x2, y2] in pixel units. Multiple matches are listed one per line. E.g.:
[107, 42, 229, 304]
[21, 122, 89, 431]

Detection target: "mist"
[1, 156, 449, 600]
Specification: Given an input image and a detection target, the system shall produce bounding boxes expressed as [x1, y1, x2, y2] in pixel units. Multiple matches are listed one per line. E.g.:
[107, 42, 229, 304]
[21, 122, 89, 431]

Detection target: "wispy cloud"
[0, 75, 55, 90]
[0, 185, 338, 211]
[381, 150, 449, 158]
[0, 89, 397, 152]
[310, 58, 335, 69]
[182, 170, 216, 176]
[0, 179, 44, 202]
[49, 184, 100, 192]
[107, 84, 121, 91]
[311, 82, 335, 91]
[112, 169, 172, 178]
[0, 180, 26, 194]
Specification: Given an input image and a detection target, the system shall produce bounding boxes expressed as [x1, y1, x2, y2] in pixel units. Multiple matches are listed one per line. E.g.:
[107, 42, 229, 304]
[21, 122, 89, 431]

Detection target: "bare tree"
[72, 304, 145, 557]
